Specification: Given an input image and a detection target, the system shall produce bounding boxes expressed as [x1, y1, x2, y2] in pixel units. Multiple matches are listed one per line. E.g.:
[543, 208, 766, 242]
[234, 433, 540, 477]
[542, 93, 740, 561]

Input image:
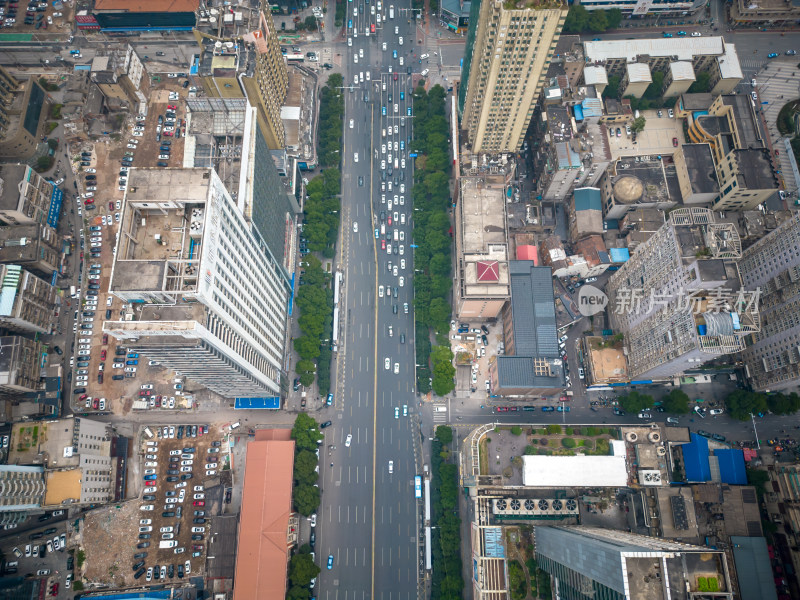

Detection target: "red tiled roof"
[516, 245, 539, 265]
[233, 439, 295, 600]
[476, 260, 500, 282]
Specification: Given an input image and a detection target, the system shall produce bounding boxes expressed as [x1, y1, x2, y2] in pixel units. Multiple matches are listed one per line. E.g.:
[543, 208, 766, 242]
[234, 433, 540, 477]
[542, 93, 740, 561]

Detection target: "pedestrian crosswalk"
[432, 404, 448, 423]
[739, 58, 767, 75]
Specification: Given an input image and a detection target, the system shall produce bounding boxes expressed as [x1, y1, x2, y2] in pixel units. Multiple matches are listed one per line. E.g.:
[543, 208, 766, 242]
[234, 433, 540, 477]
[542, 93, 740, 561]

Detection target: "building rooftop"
[679, 93, 714, 111]
[459, 177, 510, 298]
[233, 438, 294, 600]
[625, 63, 652, 84]
[722, 94, 762, 149]
[681, 143, 719, 194]
[110, 168, 212, 293]
[735, 148, 779, 190]
[509, 263, 558, 358]
[717, 43, 744, 80]
[522, 451, 628, 487]
[583, 65, 608, 86]
[585, 335, 628, 384]
[573, 235, 610, 267]
[584, 36, 727, 63]
[610, 159, 681, 206]
[669, 61, 696, 82]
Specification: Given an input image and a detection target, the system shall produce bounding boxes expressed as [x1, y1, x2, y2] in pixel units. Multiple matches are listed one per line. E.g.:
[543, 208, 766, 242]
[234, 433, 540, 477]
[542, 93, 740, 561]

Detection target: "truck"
[159, 540, 178, 549]
[389, 4, 394, 18]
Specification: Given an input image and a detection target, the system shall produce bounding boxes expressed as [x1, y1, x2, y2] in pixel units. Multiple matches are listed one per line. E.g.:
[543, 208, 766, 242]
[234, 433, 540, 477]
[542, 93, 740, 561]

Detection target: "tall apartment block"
[0, 66, 51, 159]
[0, 264, 58, 334]
[195, 1, 288, 149]
[606, 207, 759, 380]
[534, 525, 733, 600]
[0, 335, 46, 394]
[0, 465, 45, 525]
[459, 0, 568, 153]
[104, 168, 288, 399]
[738, 213, 800, 392]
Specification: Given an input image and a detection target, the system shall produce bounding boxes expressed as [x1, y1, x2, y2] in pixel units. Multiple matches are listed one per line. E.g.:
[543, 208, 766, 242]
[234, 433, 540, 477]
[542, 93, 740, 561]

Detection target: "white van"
[143, 427, 154, 439]
[393, 230, 399, 242]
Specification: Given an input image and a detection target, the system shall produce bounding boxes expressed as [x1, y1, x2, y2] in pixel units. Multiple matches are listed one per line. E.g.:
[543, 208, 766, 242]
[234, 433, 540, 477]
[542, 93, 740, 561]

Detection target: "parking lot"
[3, 515, 75, 598]
[82, 424, 226, 587]
[607, 109, 684, 160]
[69, 83, 190, 417]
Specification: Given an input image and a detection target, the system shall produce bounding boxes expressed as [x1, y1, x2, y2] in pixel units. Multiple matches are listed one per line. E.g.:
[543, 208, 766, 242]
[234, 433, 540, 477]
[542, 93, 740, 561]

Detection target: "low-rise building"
[599, 157, 682, 221]
[89, 46, 148, 112]
[568, 187, 603, 241]
[489, 262, 563, 396]
[454, 175, 511, 320]
[730, 0, 800, 28]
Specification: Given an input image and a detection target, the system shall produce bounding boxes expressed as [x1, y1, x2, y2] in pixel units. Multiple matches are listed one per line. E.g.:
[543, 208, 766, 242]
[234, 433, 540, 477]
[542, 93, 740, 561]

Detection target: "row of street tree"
[409, 85, 456, 396]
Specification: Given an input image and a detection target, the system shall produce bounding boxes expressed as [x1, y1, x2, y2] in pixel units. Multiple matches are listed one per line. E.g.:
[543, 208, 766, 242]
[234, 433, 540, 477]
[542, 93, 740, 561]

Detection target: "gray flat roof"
[584, 36, 726, 63]
[736, 149, 779, 190]
[681, 144, 719, 194]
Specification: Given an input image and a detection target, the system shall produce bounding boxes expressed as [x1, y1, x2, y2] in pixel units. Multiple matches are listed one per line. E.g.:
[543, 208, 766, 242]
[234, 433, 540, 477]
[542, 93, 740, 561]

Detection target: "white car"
[393, 362, 399, 374]
[384, 357, 391, 370]
[421, 68, 429, 77]
[206, 470, 217, 475]
[85, 168, 96, 173]
[132, 131, 143, 137]
[399, 276, 404, 287]
[194, 493, 205, 500]
[388, 460, 394, 474]
[353, 221, 358, 233]
[349, 119, 354, 129]
[354, 152, 359, 163]
[345, 434, 352, 447]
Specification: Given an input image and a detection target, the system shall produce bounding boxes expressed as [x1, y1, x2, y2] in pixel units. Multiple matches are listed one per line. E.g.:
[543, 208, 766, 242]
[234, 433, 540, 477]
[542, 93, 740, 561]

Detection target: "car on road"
[388, 460, 393, 474]
[787, 50, 797, 56]
[345, 434, 352, 447]
[768, 52, 778, 58]
[320, 421, 332, 428]
[697, 430, 712, 438]
[393, 362, 399, 374]
[394, 407, 399, 419]
[327, 554, 334, 569]
[353, 221, 358, 232]
[711, 433, 726, 442]
[709, 408, 724, 416]
[673, 137, 679, 147]
[384, 357, 391, 370]
[638, 412, 652, 419]
[666, 417, 680, 425]
[691, 31, 701, 37]
[557, 406, 570, 412]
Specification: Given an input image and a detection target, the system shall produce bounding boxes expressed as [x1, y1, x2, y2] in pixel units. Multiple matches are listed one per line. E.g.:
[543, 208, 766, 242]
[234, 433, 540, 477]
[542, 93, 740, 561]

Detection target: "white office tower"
[104, 168, 287, 399]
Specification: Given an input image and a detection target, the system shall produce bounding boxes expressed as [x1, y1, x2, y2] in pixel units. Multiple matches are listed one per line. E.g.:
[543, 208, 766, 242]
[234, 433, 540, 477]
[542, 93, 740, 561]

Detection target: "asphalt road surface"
[317, 3, 421, 597]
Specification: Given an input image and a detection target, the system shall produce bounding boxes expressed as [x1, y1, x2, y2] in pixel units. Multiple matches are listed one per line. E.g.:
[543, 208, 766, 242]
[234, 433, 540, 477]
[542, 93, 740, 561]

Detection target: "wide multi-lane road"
[319, 2, 421, 598]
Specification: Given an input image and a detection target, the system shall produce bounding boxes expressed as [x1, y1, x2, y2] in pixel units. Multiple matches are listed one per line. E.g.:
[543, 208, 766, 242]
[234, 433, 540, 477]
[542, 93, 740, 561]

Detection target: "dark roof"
[207, 514, 238, 578]
[730, 536, 779, 600]
[723, 94, 762, 149]
[735, 148, 779, 190]
[509, 262, 558, 357]
[573, 187, 602, 212]
[681, 143, 719, 194]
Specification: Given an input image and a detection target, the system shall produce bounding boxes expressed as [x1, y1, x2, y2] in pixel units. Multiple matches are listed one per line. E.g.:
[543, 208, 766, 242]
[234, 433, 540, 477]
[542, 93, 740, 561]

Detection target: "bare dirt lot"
[83, 425, 227, 586]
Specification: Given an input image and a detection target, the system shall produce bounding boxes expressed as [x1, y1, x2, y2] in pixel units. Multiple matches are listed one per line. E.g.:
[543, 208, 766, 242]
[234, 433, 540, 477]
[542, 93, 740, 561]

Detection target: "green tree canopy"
[293, 483, 321, 516]
[619, 390, 654, 414]
[288, 552, 321, 587]
[661, 389, 690, 414]
[725, 389, 768, 421]
[291, 413, 323, 452]
[435, 425, 453, 445]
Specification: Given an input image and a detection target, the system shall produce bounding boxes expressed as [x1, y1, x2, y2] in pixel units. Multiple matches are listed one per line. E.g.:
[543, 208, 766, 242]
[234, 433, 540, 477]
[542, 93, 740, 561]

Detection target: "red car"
[100, 350, 106, 361]
[79, 394, 88, 401]
[672, 137, 678, 147]
[109, 201, 114, 210]
[370, 23, 375, 33]
[509, 407, 519, 412]
[163, 131, 174, 137]
[155, 397, 161, 408]
[496, 406, 509, 412]
[393, 73, 398, 81]
[92, 398, 99, 409]
[388, 216, 393, 226]
[167, 105, 177, 110]
[193, 500, 205, 506]
[84, 199, 94, 205]
[381, 239, 386, 250]
[50, 584, 58, 596]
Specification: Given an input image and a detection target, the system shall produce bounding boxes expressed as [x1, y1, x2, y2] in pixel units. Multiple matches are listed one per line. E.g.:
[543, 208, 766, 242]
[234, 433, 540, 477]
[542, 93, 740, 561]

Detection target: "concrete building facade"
[0, 264, 58, 334]
[105, 168, 288, 399]
[0, 67, 51, 160]
[0, 465, 46, 516]
[739, 213, 800, 392]
[577, 0, 704, 16]
[459, 0, 568, 153]
[0, 335, 45, 394]
[0, 223, 63, 281]
[606, 208, 759, 380]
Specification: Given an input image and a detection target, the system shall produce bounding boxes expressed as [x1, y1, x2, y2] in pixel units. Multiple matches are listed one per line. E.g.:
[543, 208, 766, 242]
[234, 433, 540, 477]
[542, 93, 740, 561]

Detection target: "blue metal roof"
[682, 433, 711, 482]
[573, 187, 602, 212]
[716, 449, 747, 484]
[234, 397, 280, 410]
[609, 247, 630, 263]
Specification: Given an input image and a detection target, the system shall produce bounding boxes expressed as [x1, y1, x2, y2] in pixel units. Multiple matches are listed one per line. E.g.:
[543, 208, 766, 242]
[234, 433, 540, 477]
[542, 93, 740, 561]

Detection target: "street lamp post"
[749, 412, 761, 449]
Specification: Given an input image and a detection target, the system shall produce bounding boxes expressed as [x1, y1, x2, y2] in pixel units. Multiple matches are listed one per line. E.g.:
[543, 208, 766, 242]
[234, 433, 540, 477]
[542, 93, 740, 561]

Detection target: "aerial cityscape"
[0, 0, 799, 599]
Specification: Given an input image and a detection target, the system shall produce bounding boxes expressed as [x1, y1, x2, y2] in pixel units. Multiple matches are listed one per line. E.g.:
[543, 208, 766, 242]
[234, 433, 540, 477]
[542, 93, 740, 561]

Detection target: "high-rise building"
[0, 164, 65, 229]
[738, 213, 800, 392]
[195, 2, 288, 150]
[606, 207, 759, 380]
[0, 67, 51, 159]
[105, 167, 288, 399]
[0, 264, 58, 334]
[0, 465, 46, 523]
[459, 0, 568, 153]
[0, 335, 45, 394]
[534, 525, 733, 600]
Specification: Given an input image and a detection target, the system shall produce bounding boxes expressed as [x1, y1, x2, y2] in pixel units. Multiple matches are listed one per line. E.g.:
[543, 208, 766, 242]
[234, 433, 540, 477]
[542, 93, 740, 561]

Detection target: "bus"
[284, 52, 304, 62]
[414, 475, 422, 499]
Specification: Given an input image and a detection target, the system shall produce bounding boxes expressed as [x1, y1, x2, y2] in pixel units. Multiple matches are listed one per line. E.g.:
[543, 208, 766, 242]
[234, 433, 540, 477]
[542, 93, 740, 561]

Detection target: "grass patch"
[479, 437, 489, 475]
